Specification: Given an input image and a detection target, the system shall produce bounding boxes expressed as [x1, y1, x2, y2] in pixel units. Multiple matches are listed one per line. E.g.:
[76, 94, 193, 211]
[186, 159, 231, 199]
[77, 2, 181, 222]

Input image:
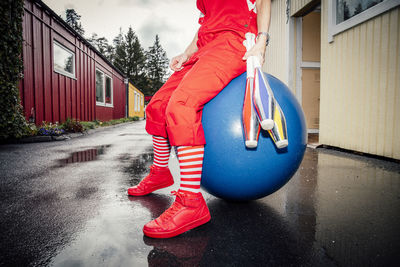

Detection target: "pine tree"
[65, 9, 84, 35]
[105, 45, 115, 63]
[124, 27, 149, 92]
[96, 37, 109, 54]
[125, 27, 144, 79]
[145, 35, 169, 95]
[88, 33, 114, 62]
[113, 28, 128, 74]
[87, 33, 98, 47]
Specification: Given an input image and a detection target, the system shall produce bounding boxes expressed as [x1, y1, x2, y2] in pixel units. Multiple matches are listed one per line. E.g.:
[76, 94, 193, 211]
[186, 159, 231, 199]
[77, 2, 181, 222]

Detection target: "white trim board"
[307, 129, 319, 134]
[301, 61, 321, 68]
[295, 17, 302, 104]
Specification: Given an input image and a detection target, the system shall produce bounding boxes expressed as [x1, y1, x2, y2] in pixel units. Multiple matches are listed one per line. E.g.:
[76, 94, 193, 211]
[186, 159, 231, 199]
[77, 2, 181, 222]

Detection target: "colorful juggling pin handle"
[242, 36, 261, 148]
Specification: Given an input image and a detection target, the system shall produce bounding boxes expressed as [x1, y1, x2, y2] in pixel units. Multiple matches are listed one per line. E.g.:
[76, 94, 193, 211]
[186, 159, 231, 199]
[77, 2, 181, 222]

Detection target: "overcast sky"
[42, 0, 200, 60]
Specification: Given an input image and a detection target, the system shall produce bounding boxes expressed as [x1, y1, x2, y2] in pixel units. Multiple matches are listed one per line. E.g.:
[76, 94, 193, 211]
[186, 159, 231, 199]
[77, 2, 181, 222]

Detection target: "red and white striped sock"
[152, 136, 171, 168]
[177, 145, 204, 194]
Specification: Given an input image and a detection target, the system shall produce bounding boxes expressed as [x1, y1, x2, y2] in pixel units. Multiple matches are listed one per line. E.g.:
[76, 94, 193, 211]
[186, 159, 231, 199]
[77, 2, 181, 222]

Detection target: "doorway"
[295, 6, 321, 141]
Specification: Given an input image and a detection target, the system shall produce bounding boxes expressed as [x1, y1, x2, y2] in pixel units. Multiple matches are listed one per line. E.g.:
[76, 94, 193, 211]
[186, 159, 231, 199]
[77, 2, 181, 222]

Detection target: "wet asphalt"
[0, 120, 399, 267]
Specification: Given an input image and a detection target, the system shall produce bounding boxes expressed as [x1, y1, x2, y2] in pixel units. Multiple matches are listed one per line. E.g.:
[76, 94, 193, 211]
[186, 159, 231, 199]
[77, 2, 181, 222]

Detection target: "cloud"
[64, 3, 76, 10]
[138, 17, 180, 58]
[139, 18, 176, 45]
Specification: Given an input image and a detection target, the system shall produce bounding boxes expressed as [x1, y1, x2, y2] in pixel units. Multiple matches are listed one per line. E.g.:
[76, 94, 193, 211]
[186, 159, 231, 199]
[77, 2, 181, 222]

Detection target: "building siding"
[20, 0, 126, 124]
[264, 0, 289, 86]
[128, 83, 145, 119]
[320, 3, 400, 159]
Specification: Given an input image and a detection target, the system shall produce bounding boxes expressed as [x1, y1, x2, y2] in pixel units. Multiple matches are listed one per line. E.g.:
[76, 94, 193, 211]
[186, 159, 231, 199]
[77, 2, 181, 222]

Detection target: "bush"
[62, 118, 84, 133]
[80, 121, 96, 130]
[0, 0, 28, 140]
[25, 123, 38, 136]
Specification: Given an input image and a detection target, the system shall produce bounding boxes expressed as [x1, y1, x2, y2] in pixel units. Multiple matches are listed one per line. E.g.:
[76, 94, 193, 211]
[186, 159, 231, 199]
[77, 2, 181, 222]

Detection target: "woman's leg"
[128, 67, 193, 196]
[143, 33, 246, 238]
[176, 145, 204, 193]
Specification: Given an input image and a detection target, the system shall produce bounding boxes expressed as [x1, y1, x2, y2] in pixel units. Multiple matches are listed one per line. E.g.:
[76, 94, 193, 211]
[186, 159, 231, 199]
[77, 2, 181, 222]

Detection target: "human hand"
[169, 53, 189, 72]
[242, 38, 267, 66]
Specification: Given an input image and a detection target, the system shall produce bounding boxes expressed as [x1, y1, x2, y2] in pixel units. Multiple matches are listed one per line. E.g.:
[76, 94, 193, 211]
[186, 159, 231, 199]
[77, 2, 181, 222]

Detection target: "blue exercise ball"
[201, 73, 307, 201]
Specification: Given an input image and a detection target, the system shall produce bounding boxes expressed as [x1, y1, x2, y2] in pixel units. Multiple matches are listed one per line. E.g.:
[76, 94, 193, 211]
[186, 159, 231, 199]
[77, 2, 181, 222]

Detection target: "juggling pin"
[245, 32, 289, 149]
[253, 65, 288, 148]
[245, 33, 274, 131]
[242, 37, 261, 148]
[269, 103, 289, 148]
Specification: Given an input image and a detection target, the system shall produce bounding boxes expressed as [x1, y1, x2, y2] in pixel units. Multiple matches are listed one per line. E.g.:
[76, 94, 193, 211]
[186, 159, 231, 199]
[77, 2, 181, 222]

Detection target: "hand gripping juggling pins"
[243, 32, 288, 149]
[244, 33, 274, 131]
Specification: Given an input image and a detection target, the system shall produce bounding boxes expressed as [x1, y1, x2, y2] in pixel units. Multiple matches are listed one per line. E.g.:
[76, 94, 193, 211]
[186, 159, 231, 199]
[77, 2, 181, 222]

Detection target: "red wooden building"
[20, 0, 127, 124]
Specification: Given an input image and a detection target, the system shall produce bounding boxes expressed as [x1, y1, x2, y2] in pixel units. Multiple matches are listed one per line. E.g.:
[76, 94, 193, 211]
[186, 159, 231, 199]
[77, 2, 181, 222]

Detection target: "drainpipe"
[124, 78, 129, 118]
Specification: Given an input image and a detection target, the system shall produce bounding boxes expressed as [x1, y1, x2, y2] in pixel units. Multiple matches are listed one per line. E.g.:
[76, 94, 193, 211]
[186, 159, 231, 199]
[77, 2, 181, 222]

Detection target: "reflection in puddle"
[56, 145, 111, 167]
[120, 148, 154, 185]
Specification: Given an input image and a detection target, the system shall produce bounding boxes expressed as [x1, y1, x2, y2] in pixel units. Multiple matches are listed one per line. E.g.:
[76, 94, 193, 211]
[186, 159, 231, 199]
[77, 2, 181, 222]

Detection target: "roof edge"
[31, 0, 127, 79]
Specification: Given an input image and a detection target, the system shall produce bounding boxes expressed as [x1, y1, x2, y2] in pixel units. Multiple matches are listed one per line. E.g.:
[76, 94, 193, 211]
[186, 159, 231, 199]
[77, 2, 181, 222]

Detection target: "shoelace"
[159, 191, 184, 221]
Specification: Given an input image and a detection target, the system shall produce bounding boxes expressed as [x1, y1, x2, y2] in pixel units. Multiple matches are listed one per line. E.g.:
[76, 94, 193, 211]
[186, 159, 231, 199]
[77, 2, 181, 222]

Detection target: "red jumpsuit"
[145, 0, 258, 146]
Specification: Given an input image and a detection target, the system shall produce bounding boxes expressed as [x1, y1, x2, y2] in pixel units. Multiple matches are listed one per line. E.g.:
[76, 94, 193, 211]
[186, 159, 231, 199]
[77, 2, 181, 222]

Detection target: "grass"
[80, 116, 140, 131]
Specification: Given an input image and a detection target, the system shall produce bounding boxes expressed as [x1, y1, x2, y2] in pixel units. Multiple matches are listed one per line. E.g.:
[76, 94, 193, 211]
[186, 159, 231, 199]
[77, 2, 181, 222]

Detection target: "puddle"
[120, 148, 154, 185]
[56, 145, 111, 167]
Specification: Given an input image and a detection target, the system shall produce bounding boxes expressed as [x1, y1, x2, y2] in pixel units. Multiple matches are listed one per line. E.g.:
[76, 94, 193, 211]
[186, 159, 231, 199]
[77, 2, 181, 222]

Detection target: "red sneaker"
[127, 165, 174, 196]
[143, 190, 211, 238]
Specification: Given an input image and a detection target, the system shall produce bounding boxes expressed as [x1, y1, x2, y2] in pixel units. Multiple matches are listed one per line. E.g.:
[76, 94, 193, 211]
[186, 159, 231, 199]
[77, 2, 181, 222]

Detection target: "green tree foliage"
[125, 27, 148, 93]
[0, 0, 28, 140]
[113, 28, 128, 74]
[64, 9, 170, 97]
[65, 8, 84, 35]
[145, 35, 169, 95]
[87, 33, 113, 61]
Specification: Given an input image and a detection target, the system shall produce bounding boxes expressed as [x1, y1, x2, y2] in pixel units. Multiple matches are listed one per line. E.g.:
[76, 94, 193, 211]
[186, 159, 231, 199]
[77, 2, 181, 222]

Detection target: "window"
[53, 41, 75, 78]
[135, 92, 139, 112]
[328, 0, 399, 42]
[95, 69, 113, 106]
[336, 0, 384, 23]
[96, 70, 104, 103]
[105, 76, 112, 104]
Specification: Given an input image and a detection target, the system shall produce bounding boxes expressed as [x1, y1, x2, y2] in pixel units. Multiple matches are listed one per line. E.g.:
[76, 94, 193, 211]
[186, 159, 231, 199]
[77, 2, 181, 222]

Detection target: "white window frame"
[328, 0, 400, 42]
[53, 40, 76, 79]
[135, 92, 139, 112]
[95, 68, 113, 107]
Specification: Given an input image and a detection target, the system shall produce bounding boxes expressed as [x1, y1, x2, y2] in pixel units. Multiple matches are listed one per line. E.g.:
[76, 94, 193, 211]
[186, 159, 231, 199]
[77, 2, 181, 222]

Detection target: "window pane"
[54, 42, 75, 77]
[96, 70, 104, 103]
[336, 0, 384, 24]
[105, 76, 112, 104]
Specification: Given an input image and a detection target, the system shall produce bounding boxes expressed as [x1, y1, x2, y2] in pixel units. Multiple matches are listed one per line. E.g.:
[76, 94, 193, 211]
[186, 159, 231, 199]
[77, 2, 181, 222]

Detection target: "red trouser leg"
[146, 33, 246, 146]
[145, 67, 192, 138]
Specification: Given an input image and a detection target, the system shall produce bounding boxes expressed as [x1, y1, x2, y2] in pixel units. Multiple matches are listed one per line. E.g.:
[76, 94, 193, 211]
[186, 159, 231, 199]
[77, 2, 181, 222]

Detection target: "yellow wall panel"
[128, 83, 145, 119]
[264, 0, 289, 85]
[320, 3, 400, 159]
